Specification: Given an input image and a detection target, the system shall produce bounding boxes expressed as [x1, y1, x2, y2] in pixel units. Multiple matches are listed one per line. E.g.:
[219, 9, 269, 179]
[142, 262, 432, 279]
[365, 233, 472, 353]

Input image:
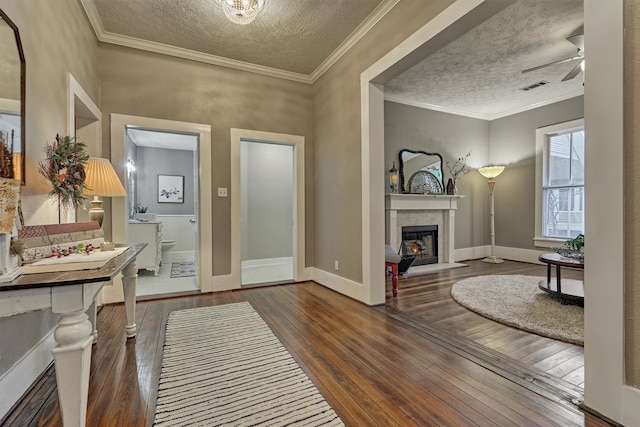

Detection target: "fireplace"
[401, 225, 438, 265]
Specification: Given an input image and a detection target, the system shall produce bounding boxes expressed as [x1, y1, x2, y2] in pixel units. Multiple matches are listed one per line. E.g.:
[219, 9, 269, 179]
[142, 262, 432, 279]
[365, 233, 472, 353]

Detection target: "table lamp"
[83, 157, 127, 227]
[478, 165, 505, 263]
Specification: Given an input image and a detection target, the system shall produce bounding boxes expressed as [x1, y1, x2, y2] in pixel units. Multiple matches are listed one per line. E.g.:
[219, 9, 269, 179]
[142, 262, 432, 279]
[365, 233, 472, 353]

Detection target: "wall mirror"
[399, 149, 444, 194]
[0, 9, 25, 184]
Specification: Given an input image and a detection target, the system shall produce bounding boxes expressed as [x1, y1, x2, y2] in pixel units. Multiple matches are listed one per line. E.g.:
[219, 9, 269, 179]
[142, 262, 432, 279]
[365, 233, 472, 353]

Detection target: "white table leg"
[88, 300, 98, 344]
[51, 310, 93, 427]
[122, 260, 138, 338]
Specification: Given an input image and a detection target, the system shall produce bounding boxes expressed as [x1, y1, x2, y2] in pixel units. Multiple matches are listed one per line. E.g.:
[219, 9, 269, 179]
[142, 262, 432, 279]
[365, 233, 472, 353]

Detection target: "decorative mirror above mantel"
[0, 9, 25, 184]
[398, 149, 444, 194]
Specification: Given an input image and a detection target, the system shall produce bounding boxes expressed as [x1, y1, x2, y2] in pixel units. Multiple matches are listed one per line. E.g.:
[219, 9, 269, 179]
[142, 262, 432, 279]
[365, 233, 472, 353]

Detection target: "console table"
[538, 253, 584, 305]
[0, 243, 145, 427]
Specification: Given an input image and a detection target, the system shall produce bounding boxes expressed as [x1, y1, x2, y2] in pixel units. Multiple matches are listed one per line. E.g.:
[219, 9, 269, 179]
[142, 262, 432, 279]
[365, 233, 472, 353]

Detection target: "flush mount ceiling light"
[220, 0, 265, 25]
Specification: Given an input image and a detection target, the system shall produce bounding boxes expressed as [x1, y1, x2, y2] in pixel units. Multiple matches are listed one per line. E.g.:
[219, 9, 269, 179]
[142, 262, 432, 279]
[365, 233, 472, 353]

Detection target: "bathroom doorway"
[125, 127, 200, 298]
[240, 140, 294, 285]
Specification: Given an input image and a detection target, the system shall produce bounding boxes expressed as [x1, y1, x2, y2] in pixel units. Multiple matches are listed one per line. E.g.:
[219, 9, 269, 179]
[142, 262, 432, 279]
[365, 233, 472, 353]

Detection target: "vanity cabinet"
[128, 221, 162, 275]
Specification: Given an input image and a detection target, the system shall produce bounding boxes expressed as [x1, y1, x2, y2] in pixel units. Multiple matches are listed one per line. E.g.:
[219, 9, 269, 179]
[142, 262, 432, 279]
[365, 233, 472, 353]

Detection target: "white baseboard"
[242, 257, 293, 267]
[454, 245, 547, 265]
[623, 385, 640, 426]
[0, 329, 55, 419]
[495, 246, 547, 264]
[454, 246, 489, 261]
[311, 268, 365, 301]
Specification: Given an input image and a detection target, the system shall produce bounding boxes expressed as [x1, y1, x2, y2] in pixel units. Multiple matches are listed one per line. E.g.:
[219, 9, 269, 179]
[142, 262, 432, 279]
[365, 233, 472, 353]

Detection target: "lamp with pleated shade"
[83, 157, 127, 227]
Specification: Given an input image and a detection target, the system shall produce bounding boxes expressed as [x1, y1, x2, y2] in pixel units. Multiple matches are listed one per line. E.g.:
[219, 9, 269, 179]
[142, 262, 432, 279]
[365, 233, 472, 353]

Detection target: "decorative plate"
[408, 170, 443, 194]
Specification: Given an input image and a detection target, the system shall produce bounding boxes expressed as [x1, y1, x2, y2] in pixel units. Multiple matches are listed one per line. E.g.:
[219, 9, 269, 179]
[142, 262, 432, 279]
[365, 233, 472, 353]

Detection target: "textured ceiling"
[82, 0, 584, 120]
[89, 0, 384, 75]
[385, 0, 584, 119]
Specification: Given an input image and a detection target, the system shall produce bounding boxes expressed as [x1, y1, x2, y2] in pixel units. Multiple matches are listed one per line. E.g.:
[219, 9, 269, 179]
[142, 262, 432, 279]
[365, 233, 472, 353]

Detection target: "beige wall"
[99, 45, 314, 275]
[0, 0, 100, 395]
[313, 0, 455, 282]
[625, 1, 640, 387]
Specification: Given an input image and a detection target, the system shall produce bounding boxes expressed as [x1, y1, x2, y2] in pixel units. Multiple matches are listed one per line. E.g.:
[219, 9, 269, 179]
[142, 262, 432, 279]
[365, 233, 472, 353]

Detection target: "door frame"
[230, 128, 306, 286]
[107, 114, 212, 302]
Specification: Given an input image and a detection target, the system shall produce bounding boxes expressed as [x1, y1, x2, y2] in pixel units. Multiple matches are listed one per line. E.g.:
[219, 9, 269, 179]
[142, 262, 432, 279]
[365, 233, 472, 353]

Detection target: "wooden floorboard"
[3, 259, 614, 426]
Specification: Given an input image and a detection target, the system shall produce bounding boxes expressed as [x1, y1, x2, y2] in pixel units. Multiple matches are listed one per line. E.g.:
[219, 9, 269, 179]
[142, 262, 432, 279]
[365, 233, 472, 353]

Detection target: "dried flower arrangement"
[38, 134, 90, 213]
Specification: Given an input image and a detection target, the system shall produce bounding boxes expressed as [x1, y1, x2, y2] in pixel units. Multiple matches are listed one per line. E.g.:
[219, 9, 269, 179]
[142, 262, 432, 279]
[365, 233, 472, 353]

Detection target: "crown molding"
[98, 32, 312, 83]
[80, 0, 399, 85]
[309, 0, 400, 83]
[385, 88, 585, 121]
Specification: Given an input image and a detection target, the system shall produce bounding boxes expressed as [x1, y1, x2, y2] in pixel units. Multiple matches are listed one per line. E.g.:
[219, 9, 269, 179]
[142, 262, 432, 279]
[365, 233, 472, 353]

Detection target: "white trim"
[0, 98, 20, 113]
[583, 0, 629, 423]
[454, 245, 489, 262]
[67, 73, 101, 136]
[0, 329, 55, 419]
[241, 257, 292, 267]
[385, 89, 584, 121]
[454, 245, 548, 265]
[311, 268, 367, 303]
[494, 246, 547, 265]
[109, 114, 212, 300]
[309, 0, 400, 83]
[361, 0, 512, 306]
[533, 237, 566, 248]
[230, 129, 306, 288]
[80, 0, 398, 85]
[622, 386, 640, 427]
[534, 118, 584, 244]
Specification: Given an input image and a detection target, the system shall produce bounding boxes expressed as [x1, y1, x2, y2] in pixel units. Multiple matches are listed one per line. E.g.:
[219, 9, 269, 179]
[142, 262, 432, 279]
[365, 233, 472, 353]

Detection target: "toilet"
[161, 240, 176, 264]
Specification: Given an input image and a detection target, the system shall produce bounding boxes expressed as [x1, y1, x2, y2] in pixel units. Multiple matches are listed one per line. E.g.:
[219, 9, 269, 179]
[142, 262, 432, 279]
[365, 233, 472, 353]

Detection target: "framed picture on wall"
[158, 174, 184, 203]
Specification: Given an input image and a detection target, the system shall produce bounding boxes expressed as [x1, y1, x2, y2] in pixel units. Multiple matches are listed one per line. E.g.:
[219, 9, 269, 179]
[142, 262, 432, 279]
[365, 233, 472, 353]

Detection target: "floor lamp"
[478, 166, 505, 264]
[83, 157, 127, 227]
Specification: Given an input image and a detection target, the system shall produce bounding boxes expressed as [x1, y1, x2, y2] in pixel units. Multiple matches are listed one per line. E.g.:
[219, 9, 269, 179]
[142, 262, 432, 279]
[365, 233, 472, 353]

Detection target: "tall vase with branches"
[445, 151, 471, 194]
[38, 134, 89, 223]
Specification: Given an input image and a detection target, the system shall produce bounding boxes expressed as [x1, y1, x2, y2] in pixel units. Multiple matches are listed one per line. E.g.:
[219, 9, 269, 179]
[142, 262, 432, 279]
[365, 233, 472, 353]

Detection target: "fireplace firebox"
[401, 225, 438, 265]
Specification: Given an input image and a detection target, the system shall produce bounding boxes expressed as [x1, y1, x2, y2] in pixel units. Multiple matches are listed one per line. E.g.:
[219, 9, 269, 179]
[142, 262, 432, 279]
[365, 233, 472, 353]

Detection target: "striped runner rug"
[154, 302, 344, 426]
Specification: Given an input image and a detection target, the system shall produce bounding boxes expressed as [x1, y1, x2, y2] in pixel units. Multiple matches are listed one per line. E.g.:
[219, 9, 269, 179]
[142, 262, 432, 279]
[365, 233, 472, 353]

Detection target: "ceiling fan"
[522, 28, 585, 82]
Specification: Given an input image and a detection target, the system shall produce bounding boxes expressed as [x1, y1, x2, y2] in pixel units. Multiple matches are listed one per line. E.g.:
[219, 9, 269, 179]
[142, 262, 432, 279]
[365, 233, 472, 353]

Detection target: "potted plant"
[553, 233, 584, 260]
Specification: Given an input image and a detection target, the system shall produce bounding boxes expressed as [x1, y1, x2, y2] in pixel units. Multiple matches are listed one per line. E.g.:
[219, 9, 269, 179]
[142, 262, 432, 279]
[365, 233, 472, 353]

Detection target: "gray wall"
[136, 146, 195, 215]
[385, 101, 490, 250]
[385, 97, 584, 252]
[241, 141, 293, 261]
[489, 96, 584, 249]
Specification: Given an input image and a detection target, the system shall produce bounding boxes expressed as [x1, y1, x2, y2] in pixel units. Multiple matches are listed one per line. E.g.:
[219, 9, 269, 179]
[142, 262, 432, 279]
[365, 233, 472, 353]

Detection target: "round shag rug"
[450, 274, 583, 345]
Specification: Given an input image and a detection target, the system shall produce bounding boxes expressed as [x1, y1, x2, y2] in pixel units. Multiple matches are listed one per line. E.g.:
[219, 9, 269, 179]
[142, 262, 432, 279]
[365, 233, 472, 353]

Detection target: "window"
[534, 119, 584, 247]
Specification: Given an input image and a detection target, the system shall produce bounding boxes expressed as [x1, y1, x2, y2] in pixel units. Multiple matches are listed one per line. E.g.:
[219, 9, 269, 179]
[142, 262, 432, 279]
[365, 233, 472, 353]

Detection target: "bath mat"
[170, 261, 196, 278]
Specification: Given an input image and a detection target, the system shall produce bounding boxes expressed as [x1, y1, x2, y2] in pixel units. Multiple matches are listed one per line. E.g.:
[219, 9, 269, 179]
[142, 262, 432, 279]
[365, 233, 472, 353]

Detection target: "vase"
[446, 178, 455, 195]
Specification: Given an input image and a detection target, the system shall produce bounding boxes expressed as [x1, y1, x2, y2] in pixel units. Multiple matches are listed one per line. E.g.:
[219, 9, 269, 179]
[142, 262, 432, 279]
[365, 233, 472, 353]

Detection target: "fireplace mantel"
[385, 194, 464, 211]
[385, 194, 464, 265]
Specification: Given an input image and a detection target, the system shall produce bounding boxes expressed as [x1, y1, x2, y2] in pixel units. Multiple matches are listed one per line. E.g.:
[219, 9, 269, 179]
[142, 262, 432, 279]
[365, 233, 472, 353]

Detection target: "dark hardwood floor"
[4, 259, 612, 426]
[385, 260, 585, 388]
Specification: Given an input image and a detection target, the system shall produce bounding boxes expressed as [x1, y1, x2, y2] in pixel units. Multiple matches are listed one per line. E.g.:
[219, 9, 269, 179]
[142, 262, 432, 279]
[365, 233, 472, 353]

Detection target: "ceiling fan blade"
[521, 55, 582, 74]
[561, 61, 583, 81]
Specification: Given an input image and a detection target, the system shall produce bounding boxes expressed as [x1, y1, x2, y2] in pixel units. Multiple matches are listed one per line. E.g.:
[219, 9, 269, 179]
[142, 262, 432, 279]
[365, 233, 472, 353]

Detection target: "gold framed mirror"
[0, 9, 25, 184]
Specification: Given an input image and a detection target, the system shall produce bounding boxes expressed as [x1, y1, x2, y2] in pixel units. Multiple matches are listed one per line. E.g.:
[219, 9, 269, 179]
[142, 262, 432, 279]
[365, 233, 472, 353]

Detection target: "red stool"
[385, 261, 399, 296]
